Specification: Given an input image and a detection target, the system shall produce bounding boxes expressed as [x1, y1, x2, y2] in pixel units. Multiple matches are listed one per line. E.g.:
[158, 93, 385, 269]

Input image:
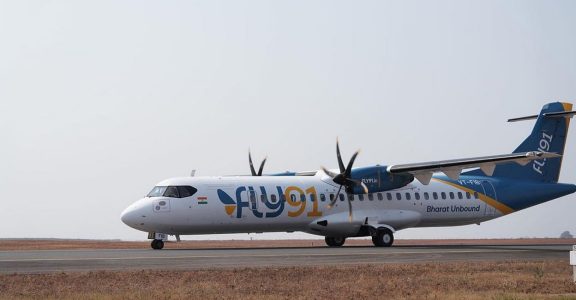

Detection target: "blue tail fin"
[491, 102, 573, 183]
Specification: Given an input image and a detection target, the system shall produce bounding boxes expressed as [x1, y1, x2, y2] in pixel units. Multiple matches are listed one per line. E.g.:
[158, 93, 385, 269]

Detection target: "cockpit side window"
[164, 186, 180, 198]
[178, 186, 198, 198]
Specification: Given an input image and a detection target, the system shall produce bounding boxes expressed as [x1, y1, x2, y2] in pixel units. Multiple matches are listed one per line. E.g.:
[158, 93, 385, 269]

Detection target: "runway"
[0, 244, 571, 274]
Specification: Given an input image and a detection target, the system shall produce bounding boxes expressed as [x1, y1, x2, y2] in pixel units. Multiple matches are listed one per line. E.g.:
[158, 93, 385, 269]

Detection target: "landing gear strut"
[325, 236, 346, 247]
[151, 239, 164, 250]
[372, 228, 394, 247]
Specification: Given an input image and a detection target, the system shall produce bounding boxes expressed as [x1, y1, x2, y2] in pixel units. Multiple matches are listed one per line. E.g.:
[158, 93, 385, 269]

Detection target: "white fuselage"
[121, 172, 501, 237]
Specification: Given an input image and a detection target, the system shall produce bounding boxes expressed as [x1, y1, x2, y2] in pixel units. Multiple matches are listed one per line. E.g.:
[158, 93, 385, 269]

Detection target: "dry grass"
[1, 260, 575, 299]
[1, 238, 575, 251]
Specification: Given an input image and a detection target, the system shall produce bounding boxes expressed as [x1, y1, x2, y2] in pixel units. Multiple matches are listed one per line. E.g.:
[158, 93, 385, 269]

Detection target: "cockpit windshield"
[147, 186, 167, 197]
[147, 186, 198, 198]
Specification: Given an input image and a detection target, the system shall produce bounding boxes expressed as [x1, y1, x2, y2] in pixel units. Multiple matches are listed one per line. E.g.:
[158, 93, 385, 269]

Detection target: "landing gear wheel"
[372, 228, 394, 247]
[151, 239, 164, 250]
[325, 236, 346, 247]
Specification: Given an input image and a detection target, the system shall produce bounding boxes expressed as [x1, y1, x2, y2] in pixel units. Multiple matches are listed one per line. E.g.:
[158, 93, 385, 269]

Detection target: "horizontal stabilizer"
[508, 111, 576, 122]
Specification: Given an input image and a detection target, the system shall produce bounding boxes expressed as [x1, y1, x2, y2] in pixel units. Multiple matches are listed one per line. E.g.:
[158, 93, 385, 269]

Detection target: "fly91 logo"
[533, 132, 553, 175]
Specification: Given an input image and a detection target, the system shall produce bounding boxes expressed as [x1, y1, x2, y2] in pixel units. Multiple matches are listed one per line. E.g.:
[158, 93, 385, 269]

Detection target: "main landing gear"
[325, 236, 346, 247]
[324, 228, 395, 247]
[151, 239, 164, 250]
[371, 228, 394, 247]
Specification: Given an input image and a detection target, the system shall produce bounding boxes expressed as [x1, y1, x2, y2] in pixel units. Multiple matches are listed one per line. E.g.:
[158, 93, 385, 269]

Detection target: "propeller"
[322, 139, 369, 221]
[249, 150, 267, 176]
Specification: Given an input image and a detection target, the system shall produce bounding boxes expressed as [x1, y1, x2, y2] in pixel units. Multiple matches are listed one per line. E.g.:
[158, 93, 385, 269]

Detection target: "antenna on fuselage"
[190, 170, 196, 177]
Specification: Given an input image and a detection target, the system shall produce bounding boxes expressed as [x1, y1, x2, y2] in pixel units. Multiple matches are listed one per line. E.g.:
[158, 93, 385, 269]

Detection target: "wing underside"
[387, 151, 561, 185]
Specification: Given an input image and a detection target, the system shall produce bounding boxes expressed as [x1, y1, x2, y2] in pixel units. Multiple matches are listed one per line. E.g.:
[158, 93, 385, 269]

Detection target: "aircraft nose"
[120, 205, 137, 226]
[121, 200, 146, 228]
[121, 199, 151, 231]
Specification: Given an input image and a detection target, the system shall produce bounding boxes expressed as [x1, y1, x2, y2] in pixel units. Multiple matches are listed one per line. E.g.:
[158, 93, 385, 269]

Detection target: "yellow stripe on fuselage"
[432, 178, 515, 215]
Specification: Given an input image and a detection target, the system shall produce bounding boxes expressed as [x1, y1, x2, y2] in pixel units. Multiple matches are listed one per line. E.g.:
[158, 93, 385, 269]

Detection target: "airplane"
[121, 102, 576, 250]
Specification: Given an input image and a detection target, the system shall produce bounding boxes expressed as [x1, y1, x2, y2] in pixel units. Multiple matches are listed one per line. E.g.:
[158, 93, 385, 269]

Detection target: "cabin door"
[481, 181, 497, 217]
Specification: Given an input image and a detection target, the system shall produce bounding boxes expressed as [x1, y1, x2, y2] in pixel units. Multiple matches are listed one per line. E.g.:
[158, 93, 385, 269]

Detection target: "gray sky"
[1, 1, 575, 241]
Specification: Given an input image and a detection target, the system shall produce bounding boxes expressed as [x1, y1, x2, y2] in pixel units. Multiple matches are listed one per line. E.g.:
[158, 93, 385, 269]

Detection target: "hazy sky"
[1, 1, 575, 241]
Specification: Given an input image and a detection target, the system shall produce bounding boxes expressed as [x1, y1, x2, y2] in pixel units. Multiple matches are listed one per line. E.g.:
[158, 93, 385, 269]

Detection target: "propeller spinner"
[322, 139, 368, 221]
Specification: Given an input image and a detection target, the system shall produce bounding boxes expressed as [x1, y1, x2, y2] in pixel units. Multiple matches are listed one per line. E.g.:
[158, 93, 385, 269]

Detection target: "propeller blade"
[249, 151, 257, 176]
[257, 156, 267, 176]
[321, 166, 339, 178]
[344, 150, 360, 177]
[360, 181, 369, 194]
[336, 139, 346, 174]
[348, 179, 369, 194]
[347, 195, 353, 222]
[328, 185, 343, 209]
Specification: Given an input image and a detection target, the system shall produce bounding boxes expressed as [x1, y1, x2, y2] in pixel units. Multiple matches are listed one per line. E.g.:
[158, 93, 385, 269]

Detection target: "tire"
[151, 239, 164, 250]
[325, 236, 346, 247]
[372, 228, 394, 247]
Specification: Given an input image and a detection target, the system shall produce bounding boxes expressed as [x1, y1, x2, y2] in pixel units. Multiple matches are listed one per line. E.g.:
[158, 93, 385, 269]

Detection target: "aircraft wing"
[386, 151, 561, 185]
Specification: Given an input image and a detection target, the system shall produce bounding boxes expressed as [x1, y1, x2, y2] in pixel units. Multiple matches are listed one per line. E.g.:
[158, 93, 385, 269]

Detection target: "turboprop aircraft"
[121, 102, 576, 250]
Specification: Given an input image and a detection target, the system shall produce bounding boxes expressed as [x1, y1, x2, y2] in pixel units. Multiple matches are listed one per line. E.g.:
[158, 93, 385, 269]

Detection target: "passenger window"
[358, 194, 364, 201]
[177, 186, 197, 198]
[309, 194, 316, 202]
[387, 193, 392, 200]
[368, 193, 374, 201]
[261, 194, 267, 203]
[163, 186, 179, 198]
[348, 194, 354, 201]
[441, 192, 446, 200]
[457, 192, 463, 199]
[329, 194, 334, 201]
[300, 194, 306, 202]
[250, 191, 256, 202]
[406, 193, 411, 200]
[396, 193, 401, 200]
[415, 193, 420, 200]
[290, 194, 297, 202]
[320, 194, 326, 202]
[433, 192, 438, 200]
[449, 192, 454, 199]
[280, 194, 286, 202]
[424, 192, 429, 200]
[377, 193, 383, 201]
[466, 192, 471, 199]
[339, 194, 345, 201]
[271, 194, 277, 203]
[474, 192, 479, 199]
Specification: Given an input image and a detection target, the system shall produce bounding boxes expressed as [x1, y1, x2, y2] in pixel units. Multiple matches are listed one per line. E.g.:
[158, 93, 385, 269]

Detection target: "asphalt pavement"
[0, 244, 571, 274]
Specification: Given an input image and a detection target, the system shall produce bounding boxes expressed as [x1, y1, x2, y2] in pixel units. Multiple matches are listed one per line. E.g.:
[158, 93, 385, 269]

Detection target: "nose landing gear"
[148, 232, 168, 250]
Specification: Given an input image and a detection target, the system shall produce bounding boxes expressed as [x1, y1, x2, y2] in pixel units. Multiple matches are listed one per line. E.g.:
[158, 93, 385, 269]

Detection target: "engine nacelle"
[349, 165, 414, 194]
[306, 212, 364, 237]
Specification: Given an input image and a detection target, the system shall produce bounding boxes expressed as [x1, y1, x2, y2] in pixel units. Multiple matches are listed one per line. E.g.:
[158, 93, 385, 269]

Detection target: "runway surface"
[0, 244, 571, 274]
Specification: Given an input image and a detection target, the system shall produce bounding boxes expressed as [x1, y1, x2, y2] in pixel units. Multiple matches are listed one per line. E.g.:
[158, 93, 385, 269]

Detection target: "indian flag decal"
[197, 196, 208, 205]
